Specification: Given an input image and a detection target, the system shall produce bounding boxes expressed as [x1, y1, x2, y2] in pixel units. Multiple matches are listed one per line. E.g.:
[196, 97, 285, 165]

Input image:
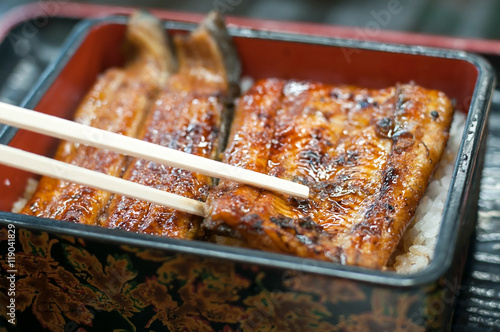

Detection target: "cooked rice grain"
[391, 111, 466, 273]
[11, 178, 39, 213]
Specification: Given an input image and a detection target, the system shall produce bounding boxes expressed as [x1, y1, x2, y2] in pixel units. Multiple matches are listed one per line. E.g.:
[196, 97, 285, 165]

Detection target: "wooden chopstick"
[0, 102, 310, 198]
[0, 144, 206, 216]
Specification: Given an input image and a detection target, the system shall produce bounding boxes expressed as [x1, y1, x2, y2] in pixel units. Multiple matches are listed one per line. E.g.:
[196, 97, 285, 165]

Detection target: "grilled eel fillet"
[102, 12, 240, 239]
[20, 11, 175, 224]
[204, 79, 454, 269]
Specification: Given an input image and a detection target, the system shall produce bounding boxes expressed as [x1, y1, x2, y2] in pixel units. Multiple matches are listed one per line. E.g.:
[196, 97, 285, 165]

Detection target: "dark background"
[2, 0, 500, 40]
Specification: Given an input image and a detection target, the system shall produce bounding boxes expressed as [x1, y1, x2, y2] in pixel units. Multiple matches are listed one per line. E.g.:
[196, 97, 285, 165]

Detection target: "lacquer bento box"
[0, 13, 494, 331]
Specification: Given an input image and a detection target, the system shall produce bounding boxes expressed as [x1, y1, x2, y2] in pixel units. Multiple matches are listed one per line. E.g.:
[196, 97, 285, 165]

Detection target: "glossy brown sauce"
[206, 79, 454, 268]
[101, 19, 233, 239]
[20, 12, 173, 224]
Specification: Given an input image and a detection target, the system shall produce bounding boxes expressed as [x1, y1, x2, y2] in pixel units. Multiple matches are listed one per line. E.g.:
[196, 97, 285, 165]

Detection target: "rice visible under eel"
[13, 111, 465, 273]
[389, 112, 466, 273]
[205, 80, 455, 269]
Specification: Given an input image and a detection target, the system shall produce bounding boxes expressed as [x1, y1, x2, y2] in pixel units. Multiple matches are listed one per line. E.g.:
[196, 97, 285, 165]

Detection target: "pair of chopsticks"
[0, 102, 309, 217]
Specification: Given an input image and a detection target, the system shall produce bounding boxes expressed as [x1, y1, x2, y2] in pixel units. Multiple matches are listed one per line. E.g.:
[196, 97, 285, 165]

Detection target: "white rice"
[11, 178, 39, 213]
[239, 76, 255, 94]
[391, 112, 466, 273]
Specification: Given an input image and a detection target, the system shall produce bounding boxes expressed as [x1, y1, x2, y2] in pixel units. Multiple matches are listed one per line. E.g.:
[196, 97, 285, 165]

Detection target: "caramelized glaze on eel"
[205, 79, 454, 269]
[101, 12, 240, 239]
[20, 11, 174, 223]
